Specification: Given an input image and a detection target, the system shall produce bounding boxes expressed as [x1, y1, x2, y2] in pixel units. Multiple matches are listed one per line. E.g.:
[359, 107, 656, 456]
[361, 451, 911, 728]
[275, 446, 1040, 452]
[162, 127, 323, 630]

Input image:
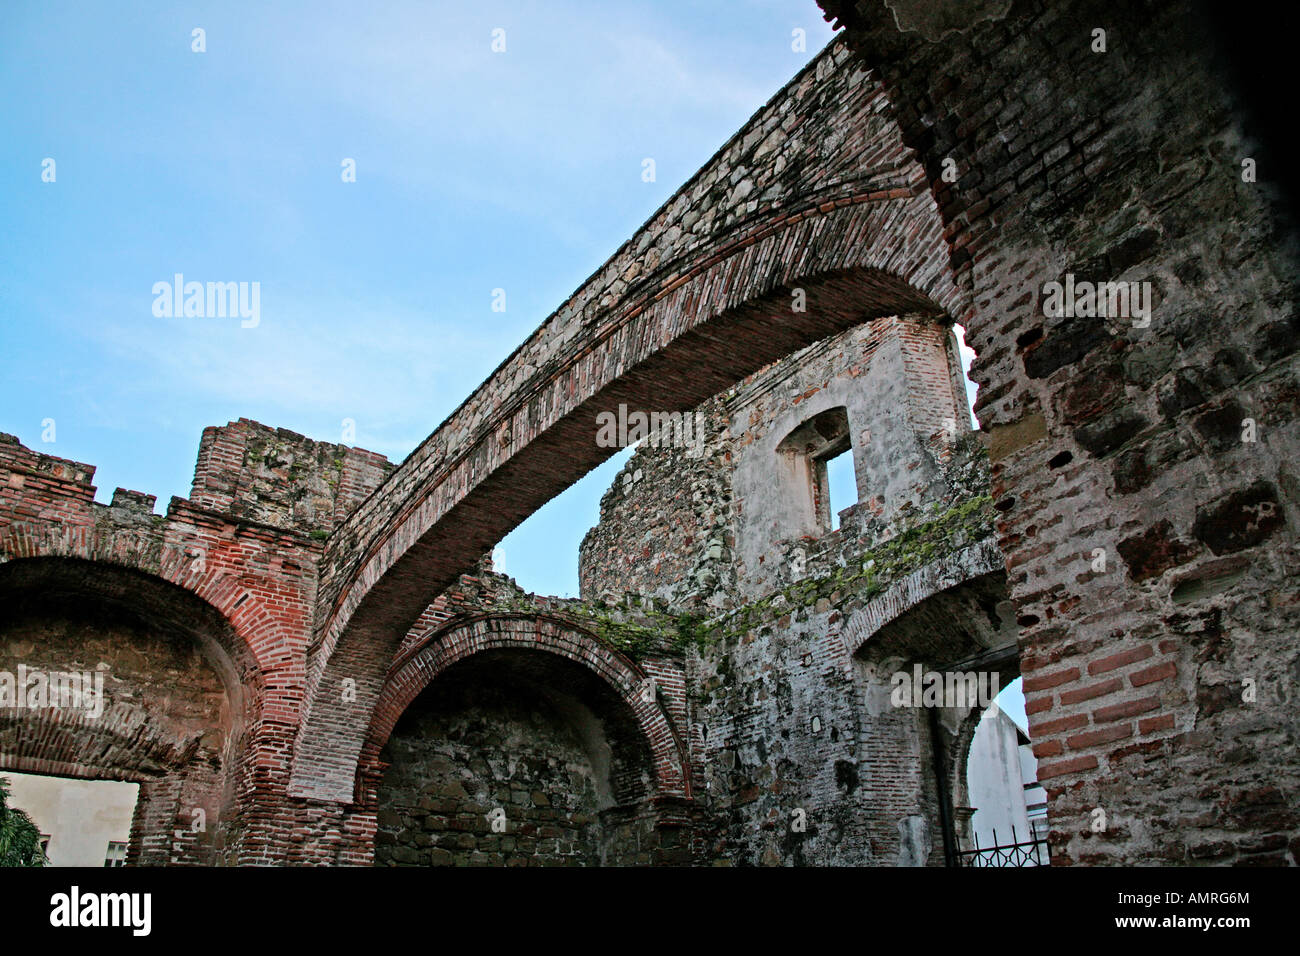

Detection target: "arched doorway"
[951, 677, 1049, 866]
[361, 614, 691, 866]
[0, 557, 258, 864]
[849, 561, 1021, 866]
[374, 647, 659, 866]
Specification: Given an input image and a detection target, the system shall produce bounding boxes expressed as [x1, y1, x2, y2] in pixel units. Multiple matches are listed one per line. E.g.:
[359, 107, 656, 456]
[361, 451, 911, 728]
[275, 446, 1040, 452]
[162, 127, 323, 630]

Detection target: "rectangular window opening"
[823, 446, 858, 531]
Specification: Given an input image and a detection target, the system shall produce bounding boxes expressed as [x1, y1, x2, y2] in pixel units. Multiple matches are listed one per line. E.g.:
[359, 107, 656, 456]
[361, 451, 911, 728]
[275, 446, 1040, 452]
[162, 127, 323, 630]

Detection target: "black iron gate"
[955, 826, 1050, 867]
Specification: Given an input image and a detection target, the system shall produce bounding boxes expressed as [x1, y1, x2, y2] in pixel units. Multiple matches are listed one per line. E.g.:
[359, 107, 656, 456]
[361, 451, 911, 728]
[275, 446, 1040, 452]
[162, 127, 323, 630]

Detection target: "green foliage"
[589, 615, 662, 658]
[543, 498, 994, 662]
[0, 777, 49, 867]
[705, 495, 995, 644]
[673, 612, 711, 652]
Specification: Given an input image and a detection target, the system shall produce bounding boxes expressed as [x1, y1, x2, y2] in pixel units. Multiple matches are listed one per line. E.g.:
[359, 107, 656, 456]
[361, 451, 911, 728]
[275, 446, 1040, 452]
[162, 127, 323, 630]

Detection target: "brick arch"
[843, 545, 1021, 867]
[0, 521, 298, 681]
[0, 554, 266, 864]
[355, 615, 689, 811]
[0, 519, 308, 809]
[295, 191, 966, 801]
[841, 539, 1006, 658]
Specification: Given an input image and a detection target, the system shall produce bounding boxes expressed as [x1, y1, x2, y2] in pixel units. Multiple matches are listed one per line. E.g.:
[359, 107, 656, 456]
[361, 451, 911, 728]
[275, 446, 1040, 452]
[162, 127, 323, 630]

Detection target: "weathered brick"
[1094, 696, 1162, 724]
[1, 1, 1295, 870]
[1087, 645, 1154, 676]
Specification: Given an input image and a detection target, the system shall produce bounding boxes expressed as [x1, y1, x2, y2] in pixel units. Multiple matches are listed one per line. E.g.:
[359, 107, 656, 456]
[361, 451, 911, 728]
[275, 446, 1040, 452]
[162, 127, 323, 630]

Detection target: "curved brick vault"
[355, 616, 690, 810]
[0, 556, 263, 864]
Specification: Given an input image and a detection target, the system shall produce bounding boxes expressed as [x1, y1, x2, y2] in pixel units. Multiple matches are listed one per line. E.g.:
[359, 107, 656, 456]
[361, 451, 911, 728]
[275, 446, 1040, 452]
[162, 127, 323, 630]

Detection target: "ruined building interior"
[1, 0, 1297, 868]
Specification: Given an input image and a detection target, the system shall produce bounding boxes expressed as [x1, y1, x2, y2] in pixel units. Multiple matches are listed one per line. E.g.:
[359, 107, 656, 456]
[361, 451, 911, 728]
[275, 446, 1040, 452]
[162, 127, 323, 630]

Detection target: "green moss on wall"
[703, 495, 994, 646]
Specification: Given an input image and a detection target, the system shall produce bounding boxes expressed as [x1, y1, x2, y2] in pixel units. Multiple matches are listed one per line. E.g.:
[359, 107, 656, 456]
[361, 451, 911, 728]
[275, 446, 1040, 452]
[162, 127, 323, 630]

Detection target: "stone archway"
[359, 616, 690, 866]
[298, 258, 964, 804]
[291, 37, 969, 803]
[848, 555, 1020, 866]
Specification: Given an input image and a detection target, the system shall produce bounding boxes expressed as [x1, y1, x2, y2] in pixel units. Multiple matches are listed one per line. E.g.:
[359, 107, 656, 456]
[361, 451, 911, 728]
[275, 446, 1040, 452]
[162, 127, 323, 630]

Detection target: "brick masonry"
[0, 424, 378, 863]
[294, 38, 965, 804]
[818, 0, 1300, 864]
[1, 3, 1295, 866]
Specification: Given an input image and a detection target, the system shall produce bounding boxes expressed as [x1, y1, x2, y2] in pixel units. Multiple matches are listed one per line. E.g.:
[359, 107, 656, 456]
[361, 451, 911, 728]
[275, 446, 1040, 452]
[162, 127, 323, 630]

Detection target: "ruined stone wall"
[337, 562, 698, 866]
[578, 401, 733, 610]
[369, 628, 688, 866]
[687, 499, 999, 865]
[189, 418, 393, 535]
[580, 316, 980, 608]
[375, 671, 606, 867]
[574, 323, 1008, 866]
[357, 524, 1006, 869]
[0, 595, 229, 768]
[692, 598, 872, 865]
[819, 0, 1300, 864]
[4, 0, 1296, 867]
[572, 310, 1002, 865]
[0, 427, 390, 864]
[725, 315, 973, 599]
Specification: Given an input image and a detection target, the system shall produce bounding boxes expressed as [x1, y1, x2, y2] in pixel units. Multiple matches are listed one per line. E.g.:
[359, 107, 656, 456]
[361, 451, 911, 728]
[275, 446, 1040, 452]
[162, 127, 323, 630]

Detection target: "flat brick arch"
[296, 197, 966, 800]
[355, 615, 689, 811]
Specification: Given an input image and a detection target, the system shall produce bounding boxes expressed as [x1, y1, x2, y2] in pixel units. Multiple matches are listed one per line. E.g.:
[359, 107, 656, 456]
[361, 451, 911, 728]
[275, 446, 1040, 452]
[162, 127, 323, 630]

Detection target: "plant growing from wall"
[0, 776, 49, 867]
